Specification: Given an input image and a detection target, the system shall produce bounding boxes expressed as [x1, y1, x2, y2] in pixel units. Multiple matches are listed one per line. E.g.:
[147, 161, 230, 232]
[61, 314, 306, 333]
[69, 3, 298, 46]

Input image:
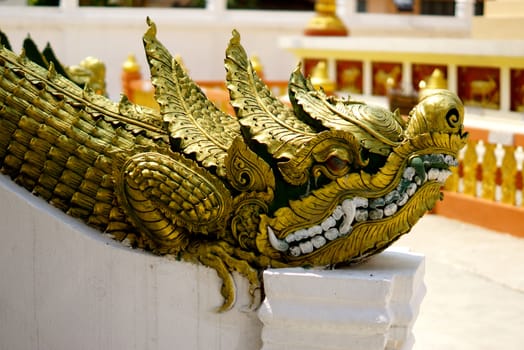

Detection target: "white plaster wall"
[0, 174, 262, 350]
[0, 6, 310, 100]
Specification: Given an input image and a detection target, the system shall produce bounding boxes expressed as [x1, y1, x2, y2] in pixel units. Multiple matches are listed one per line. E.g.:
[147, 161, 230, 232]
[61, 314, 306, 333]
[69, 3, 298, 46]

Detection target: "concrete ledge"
[0, 174, 262, 350]
[0, 174, 426, 350]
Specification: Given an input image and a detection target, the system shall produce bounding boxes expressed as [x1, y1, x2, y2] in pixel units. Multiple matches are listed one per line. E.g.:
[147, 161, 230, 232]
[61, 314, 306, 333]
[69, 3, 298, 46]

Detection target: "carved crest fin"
[289, 68, 403, 156]
[143, 18, 241, 177]
[225, 30, 317, 160]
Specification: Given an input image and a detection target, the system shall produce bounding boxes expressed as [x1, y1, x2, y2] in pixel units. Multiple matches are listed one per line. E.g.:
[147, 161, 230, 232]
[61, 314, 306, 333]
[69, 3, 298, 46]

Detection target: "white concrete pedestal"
[0, 174, 425, 350]
[258, 250, 425, 350]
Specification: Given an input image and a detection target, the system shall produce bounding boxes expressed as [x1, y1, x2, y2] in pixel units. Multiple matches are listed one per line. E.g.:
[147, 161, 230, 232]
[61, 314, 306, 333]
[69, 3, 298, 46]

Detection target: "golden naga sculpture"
[0, 19, 467, 311]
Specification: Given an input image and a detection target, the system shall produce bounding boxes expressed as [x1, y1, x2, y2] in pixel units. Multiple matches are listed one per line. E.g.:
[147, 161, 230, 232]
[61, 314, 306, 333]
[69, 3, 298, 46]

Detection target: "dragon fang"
[0, 18, 467, 312]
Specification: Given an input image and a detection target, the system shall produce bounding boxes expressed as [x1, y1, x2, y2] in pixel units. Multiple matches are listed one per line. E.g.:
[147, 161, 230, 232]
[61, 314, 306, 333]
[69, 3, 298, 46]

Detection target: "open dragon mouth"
[268, 153, 458, 257]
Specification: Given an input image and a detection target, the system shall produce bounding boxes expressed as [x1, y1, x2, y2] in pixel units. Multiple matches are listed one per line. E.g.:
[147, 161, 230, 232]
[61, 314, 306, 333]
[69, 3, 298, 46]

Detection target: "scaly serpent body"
[0, 51, 167, 246]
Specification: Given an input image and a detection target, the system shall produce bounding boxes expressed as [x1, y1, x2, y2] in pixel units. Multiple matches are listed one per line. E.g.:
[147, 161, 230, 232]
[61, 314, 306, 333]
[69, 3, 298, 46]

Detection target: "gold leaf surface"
[143, 19, 241, 177]
[289, 68, 403, 156]
[224, 29, 316, 160]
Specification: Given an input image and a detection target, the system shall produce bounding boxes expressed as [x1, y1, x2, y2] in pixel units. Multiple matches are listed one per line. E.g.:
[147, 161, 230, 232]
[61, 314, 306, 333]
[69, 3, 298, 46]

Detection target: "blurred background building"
[0, 0, 499, 99]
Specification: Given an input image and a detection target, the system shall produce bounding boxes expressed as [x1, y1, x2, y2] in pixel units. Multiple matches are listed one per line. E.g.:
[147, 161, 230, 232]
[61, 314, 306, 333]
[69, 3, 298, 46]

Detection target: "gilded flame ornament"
[0, 19, 467, 311]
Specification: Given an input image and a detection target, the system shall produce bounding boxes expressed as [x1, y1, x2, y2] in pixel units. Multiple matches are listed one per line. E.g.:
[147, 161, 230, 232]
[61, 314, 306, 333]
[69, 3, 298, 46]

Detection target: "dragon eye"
[326, 155, 348, 173]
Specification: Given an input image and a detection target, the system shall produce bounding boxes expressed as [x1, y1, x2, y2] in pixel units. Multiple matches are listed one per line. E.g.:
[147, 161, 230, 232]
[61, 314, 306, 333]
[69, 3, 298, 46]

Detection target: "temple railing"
[434, 119, 524, 238]
[447, 128, 524, 206]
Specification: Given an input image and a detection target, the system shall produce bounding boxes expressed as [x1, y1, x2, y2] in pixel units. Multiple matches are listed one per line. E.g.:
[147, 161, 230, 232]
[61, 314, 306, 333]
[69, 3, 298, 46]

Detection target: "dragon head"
[137, 24, 468, 272]
[224, 44, 468, 267]
[139, 22, 468, 278]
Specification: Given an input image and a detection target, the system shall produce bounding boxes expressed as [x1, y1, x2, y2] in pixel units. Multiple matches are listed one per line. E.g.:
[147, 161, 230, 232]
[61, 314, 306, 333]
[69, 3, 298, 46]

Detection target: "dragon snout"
[406, 90, 465, 137]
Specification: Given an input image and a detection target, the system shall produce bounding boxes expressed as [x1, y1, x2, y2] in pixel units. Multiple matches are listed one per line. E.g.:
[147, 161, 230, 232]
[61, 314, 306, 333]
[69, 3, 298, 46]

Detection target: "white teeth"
[370, 197, 385, 209]
[428, 168, 440, 180]
[369, 209, 384, 220]
[339, 221, 352, 235]
[294, 229, 309, 241]
[299, 241, 314, 254]
[321, 216, 336, 231]
[384, 203, 398, 216]
[268, 226, 289, 252]
[385, 190, 400, 204]
[332, 206, 344, 220]
[353, 197, 368, 208]
[290, 246, 301, 256]
[278, 153, 458, 257]
[397, 193, 409, 206]
[407, 182, 417, 196]
[444, 154, 457, 166]
[355, 209, 368, 222]
[285, 233, 296, 243]
[307, 225, 323, 237]
[438, 169, 452, 183]
[403, 167, 416, 180]
[342, 199, 356, 217]
[324, 228, 339, 240]
[311, 235, 327, 249]
[340, 226, 353, 236]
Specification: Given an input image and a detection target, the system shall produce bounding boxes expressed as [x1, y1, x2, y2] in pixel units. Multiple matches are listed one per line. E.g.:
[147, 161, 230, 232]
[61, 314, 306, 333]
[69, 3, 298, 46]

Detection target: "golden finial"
[310, 61, 335, 93]
[425, 69, 447, 90]
[67, 56, 107, 96]
[122, 53, 140, 74]
[304, 0, 348, 36]
[121, 53, 142, 101]
[419, 69, 448, 100]
[386, 77, 397, 91]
